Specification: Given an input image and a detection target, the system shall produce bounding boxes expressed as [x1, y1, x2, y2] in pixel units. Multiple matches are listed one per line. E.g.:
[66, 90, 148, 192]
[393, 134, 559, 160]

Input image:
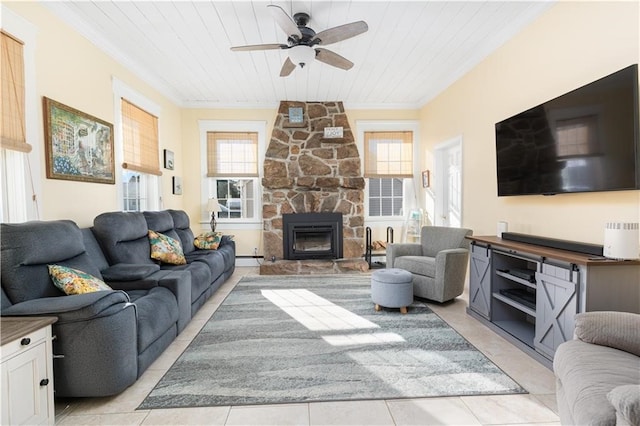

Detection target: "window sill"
[199, 221, 262, 230]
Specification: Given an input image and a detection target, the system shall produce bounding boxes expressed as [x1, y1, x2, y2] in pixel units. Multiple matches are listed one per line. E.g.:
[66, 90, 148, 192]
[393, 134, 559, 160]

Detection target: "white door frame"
[434, 136, 463, 227]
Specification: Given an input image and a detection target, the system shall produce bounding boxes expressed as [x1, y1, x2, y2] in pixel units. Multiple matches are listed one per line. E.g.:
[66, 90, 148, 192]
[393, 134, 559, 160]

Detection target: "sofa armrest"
[0, 291, 131, 322]
[154, 270, 192, 333]
[386, 243, 422, 267]
[574, 311, 640, 356]
[101, 263, 161, 281]
[435, 248, 470, 296]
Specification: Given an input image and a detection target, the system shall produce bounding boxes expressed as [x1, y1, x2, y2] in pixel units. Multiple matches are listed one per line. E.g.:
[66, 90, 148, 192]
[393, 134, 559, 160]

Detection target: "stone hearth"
[261, 101, 368, 274]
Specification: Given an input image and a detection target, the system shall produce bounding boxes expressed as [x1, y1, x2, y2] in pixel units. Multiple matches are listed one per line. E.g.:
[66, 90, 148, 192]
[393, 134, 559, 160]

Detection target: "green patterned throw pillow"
[194, 231, 224, 250]
[148, 230, 187, 265]
[48, 265, 112, 295]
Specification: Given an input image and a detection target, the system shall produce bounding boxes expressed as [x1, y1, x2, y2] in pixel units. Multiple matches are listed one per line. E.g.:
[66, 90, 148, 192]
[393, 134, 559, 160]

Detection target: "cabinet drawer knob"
[20, 337, 31, 346]
[39, 378, 49, 387]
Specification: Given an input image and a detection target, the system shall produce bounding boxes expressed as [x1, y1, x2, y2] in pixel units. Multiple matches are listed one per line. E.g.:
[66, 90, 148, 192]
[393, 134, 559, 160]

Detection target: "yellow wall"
[420, 1, 640, 244]
[4, 2, 183, 227]
[5, 1, 639, 253]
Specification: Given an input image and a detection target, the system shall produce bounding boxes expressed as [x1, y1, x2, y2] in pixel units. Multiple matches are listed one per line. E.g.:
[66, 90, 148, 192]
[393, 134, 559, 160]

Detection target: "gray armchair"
[386, 226, 473, 303]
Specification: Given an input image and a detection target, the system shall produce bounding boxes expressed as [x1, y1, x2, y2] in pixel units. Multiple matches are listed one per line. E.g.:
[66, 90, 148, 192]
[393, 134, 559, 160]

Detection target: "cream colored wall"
[4, 2, 183, 227]
[419, 1, 640, 244]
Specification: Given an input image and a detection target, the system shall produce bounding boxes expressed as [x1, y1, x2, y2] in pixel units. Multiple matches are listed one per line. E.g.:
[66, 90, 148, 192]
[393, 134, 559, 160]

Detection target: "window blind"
[121, 98, 161, 175]
[364, 131, 413, 178]
[207, 131, 258, 177]
[1, 31, 31, 153]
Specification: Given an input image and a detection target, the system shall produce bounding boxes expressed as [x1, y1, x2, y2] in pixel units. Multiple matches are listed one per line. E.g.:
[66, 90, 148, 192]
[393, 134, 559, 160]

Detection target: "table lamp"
[207, 198, 221, 231]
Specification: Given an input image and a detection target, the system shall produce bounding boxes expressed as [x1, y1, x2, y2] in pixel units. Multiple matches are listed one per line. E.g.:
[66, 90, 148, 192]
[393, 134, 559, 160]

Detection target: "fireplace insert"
[283, 212, 343, 260]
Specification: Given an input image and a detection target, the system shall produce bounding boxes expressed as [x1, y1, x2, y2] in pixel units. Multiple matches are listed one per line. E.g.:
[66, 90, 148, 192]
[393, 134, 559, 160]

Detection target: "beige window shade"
[121, 98, 161, 176]
[207, 131, 258, 177]
[1, 31, 31, 153]
[364, 131, 413, 178]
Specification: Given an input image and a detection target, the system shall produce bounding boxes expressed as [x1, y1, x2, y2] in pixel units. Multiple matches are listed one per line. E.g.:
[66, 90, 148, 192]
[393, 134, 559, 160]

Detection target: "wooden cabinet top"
[1, 317, 57, 346]
[468, 235, 640, 266]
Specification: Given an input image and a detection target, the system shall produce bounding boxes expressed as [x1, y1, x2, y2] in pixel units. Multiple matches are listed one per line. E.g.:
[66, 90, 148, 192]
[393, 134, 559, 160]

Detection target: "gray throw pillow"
[608, 385, 640, 426]
[574, 311, 640, 357]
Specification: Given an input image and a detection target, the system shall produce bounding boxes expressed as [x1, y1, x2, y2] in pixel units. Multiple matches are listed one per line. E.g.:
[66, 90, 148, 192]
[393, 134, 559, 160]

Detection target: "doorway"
[434, 136, 463, 227]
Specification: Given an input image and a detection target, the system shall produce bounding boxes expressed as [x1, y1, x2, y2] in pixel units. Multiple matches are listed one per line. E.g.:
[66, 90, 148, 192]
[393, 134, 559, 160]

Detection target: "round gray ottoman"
[371, 268, 413, 314]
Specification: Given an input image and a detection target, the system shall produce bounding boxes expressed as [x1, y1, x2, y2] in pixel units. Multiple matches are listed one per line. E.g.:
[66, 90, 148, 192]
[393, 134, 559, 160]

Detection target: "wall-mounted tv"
[495, 64, 639, 196]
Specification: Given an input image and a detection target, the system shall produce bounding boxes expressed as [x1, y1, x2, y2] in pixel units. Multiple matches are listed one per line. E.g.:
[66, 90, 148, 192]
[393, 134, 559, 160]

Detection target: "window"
[207, 131, 258, 220]
[0, 27, 36, 222]
[118, 96, 161, 212]
[200, 121, 265, 225]
[363, 130, 414, 218]
[368, 177, 404, 216]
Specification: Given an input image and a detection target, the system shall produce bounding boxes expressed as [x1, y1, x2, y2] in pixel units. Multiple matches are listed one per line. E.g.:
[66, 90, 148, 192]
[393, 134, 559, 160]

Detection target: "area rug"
[139, 274, 525, 409]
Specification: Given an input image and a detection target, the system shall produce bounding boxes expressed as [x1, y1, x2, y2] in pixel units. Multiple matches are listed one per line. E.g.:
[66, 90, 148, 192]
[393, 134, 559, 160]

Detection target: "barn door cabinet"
[466, 236, 640, 368]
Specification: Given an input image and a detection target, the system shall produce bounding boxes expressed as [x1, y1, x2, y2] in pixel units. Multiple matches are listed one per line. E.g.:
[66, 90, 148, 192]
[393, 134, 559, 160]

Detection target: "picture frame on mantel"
[284, 106, 306, 128]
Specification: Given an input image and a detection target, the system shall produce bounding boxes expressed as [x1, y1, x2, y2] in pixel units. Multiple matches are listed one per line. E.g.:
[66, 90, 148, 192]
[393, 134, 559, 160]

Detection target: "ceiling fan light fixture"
[288, 45, 315, 68]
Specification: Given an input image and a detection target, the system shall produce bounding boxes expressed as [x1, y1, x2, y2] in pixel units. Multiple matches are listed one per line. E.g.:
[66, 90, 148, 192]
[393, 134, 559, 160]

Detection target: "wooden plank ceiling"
[43, 1, 553, 108]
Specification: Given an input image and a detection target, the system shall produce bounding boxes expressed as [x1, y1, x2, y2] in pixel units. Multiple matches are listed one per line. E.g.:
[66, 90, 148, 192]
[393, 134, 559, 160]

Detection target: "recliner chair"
[386, 226, 473, 303]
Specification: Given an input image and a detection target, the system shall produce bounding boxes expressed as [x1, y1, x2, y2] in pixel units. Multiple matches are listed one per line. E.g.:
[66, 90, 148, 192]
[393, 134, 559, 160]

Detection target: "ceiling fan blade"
[230, 43, 286, 52]
[312, 21, 368, 46]
[280, 57, 296, 77]
[267, 4, 302, 40]
[315, 48, 354, 70]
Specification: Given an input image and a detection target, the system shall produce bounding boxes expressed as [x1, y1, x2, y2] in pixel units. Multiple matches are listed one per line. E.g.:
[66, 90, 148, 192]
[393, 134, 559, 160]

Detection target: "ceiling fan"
[230, 5, 368, 77]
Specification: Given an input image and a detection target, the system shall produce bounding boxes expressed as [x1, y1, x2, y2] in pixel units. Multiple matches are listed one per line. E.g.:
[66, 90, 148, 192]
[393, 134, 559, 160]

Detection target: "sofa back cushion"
[167, 210, 196, 254]
[93, 212, 155, 265]
[143, 211, 183, 246]
[420, 226, 473, 258]
[1, 220, 103, 303]
[81, 228, 110, 271]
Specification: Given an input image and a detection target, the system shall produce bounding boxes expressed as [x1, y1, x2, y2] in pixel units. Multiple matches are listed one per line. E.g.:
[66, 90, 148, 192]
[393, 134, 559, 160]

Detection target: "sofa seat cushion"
[394, 256, 436, 278]
[554, 339, 640, 426]
[185, 251, 225, 279]
[127, 287, 178, 353]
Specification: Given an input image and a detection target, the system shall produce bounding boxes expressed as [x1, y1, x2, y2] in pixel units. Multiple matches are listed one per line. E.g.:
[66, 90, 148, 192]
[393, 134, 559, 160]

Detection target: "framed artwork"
[164, 149, 174, 170]
[288, 107, 303, 123]
[43, 97, 115, 184]
[172, 176, 183, 195]
[422, 170, 430, 188]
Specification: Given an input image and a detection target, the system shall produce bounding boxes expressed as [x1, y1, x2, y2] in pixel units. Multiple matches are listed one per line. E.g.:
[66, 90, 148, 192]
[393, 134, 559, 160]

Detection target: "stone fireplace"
[260, 101, 367, 274]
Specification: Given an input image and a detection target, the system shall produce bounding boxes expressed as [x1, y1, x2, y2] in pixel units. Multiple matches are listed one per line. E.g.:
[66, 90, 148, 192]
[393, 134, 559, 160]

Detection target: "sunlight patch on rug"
[138, 274, 526, 409]
[261, 288, 379, 331]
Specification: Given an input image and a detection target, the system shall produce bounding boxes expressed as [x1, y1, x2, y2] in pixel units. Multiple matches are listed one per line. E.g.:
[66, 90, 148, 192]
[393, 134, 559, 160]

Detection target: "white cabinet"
[1, 317, 57, 425]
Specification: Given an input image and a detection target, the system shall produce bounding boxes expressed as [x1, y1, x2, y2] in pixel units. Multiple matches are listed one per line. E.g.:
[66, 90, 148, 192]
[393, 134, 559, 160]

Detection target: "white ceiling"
[42, 1, 554, 109]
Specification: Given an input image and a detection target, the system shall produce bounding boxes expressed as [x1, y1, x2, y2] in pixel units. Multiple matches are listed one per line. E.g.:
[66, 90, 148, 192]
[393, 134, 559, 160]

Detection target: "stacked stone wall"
[262, 101, 365, 262]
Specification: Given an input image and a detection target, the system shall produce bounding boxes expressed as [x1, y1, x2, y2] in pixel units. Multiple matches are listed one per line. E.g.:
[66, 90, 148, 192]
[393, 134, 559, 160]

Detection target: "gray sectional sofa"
[1, 210, 235, 398]
[554, 311, 640, 426]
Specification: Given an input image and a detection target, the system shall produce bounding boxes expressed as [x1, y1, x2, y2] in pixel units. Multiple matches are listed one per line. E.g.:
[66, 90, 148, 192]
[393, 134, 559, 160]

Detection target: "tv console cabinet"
[466, 235, 640, 368]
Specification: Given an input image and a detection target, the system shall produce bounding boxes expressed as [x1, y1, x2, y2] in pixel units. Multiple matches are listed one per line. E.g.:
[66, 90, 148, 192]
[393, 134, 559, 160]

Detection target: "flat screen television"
[495, 64, 639, 196]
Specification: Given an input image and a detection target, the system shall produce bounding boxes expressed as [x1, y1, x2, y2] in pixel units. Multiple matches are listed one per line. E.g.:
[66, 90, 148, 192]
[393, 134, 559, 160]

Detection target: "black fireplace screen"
[282, 213, 343, 260]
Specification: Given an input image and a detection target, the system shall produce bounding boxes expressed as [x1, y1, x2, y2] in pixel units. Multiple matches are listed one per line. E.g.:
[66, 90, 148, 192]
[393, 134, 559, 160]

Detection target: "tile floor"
[54, 267, 560, 425]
